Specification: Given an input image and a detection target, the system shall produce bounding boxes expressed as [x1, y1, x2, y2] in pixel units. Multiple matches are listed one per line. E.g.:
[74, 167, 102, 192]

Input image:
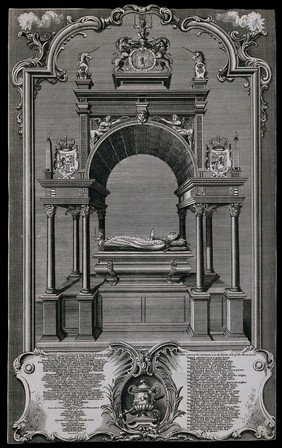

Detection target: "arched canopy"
[85, 122, 198, 187]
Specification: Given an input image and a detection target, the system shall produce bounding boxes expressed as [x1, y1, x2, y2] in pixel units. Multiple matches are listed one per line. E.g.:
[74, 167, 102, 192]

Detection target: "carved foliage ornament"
[79, 205, 94, 217]
[44, 204, 56, 217]
[229, 202, 242, 217]
[12, 345, 275, 442]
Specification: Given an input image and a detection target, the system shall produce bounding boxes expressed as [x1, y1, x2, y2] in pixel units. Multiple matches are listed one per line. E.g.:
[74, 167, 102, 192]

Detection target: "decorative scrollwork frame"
[11, 4, 272, 351]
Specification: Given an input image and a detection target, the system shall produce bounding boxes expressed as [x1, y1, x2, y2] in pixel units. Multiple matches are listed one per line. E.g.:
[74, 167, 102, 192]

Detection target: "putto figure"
[89, 115, 129, 148]
[154, 114, 194, 147]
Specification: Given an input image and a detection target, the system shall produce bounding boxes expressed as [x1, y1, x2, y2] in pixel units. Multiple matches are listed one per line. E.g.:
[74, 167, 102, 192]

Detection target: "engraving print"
[8, 6, 276, 443]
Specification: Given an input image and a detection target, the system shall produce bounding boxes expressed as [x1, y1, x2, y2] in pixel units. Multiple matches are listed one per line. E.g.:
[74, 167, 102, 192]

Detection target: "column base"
[191, 287, 205, 293]
[45, 288, 57, 294]
[226, 287, 242, 293]
[225, 289, 247, 299]
[204, 269, 215, 275]
[69, 270, 81, 277]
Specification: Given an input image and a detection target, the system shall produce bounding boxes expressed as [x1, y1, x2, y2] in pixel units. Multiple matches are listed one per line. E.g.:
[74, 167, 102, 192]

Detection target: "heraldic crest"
[112, 14, 173, 73]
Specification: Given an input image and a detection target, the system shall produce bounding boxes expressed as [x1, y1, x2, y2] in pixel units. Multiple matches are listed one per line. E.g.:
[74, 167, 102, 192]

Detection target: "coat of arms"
[112, 14, 173, 73]
[53, 136, 79, 179]
[205, 135, 232, 177]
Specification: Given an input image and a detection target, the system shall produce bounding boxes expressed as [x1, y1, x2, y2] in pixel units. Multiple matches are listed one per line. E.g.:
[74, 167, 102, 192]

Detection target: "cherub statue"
[156, 114, 194, 147]
[89, 115, 129, 147]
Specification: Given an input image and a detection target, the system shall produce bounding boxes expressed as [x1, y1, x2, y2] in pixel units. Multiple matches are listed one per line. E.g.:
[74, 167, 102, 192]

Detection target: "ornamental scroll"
[13, 344, 275, 442]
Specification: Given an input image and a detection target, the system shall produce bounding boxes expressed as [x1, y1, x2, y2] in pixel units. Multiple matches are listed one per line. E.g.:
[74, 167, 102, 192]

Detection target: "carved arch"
[84, 121, 199, 186]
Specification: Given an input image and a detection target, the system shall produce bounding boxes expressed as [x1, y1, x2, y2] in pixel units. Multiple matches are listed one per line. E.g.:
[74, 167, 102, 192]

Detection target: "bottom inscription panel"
[13, 344, 275, 442]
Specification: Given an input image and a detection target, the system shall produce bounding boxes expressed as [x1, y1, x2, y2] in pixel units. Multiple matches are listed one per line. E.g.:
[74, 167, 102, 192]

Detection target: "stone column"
[229, 203, 242, 291]
[97, 209, 106, 239]
[45, 204, 57, 293]
[177, 208, 187, 240]
[204, 205, 217, 274]
[224, 203, 248, 341]
[191, 204, 206, 292]
[66, 206, 80, 276]
[39, 204, 66, 343]
[76, 205, 96, 341]
[80, 205, 93, 293]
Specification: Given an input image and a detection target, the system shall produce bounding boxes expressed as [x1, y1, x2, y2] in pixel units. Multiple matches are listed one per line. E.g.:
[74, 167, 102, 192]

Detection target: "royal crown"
[57, 136, 76, 150]
[209, 135, 229, 150]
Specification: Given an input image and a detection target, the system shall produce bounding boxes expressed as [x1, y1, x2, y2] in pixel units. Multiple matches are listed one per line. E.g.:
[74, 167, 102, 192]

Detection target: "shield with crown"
[205, 135, 232, 177]
[53, 136, 78, 179]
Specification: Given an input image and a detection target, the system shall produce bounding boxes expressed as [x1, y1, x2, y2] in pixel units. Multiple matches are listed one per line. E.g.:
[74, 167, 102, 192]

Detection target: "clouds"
[18, 11, 64, 31]
[216, 11, 265, 33]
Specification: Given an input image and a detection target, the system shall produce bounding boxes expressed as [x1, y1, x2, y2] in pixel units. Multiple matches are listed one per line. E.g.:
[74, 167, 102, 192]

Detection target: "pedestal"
[39, 293, 67, 342]
[224, 289, 248, 341]
[191, 78, 208, 89]
[76, 291, 101, 340]
[75, 79, 94, 89]
[187, 289, 211, 340]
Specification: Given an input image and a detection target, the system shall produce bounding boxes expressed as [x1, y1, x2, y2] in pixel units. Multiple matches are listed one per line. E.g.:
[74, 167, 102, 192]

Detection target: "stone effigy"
[99, 229, 188, 252]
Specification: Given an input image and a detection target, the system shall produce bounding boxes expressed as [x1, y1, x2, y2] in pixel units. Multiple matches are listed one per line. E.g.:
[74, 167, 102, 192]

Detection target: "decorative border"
[11, 5, 272, 351]
[12, 344, 275, 442]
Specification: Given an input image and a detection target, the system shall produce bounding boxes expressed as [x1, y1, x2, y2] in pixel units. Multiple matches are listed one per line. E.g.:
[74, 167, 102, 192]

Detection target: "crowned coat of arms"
[112, 14, 173, 73]
[205, 135, 232, 177]
[53, 136, 79, 179]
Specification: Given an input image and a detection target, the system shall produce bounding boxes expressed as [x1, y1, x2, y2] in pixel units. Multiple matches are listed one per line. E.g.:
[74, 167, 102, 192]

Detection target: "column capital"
[79, 205, 95, 217]
[189, 203, 206, 216]
[204, 205, 217, 217]
[97, 209, 106, 219]
[177, 208, 187, 218]
[229, 203, 242, 217]
[44, 204, 56, 218]
[65, 205, 80, 218]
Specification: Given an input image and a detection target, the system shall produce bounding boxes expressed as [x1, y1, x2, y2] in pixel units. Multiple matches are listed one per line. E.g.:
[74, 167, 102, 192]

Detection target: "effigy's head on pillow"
[164, 231, 179, 242]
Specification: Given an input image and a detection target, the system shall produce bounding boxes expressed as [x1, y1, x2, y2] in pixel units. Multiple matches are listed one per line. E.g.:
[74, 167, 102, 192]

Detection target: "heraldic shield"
[205, 135, 232, 177]
[53, 136, 79, 179]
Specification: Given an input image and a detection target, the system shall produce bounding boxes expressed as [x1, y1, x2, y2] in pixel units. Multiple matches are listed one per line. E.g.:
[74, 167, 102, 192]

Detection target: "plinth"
[93, 250, 192, 334]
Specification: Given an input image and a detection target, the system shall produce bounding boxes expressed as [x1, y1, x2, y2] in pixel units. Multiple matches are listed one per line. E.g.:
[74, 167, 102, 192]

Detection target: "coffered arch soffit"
[85, 121, 198, 187]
